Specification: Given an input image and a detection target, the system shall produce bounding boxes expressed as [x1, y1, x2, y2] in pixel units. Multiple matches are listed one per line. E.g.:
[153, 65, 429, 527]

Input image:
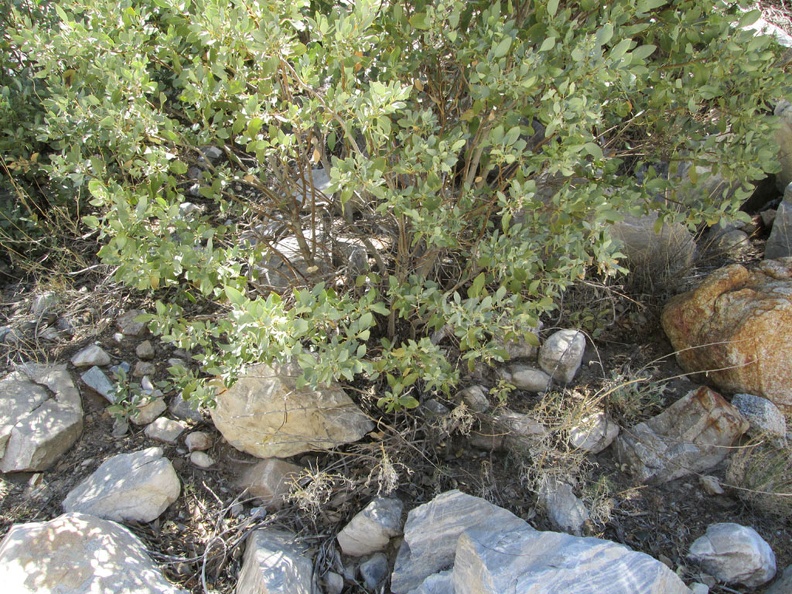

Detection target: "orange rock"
[661, 259, 792, 409]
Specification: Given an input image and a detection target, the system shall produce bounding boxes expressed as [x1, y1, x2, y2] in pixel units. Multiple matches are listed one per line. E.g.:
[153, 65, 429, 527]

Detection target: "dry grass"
[726, 436, 792, 518]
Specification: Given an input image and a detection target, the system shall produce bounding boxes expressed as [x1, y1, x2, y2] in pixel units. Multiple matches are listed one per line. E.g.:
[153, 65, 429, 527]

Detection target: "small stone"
[71, 344, 112, 368]
[116, 309, 147, 336]
[423, 399, 450, 415]
[169, 394, 203, 423]
[145, 418, 188, 444]
[130, 398, 167, 426]
[189, 451, 214, 468]
[538, 329, 586, 383]
[494, 410, 546, 448]
[569, 412, 620, 454]
[30, 292, 59, 318]
[688, 523, 776, 588]
[236, 529, 316, 593]
[501, 364, 551, 392]
[229, 503, 244, 518]
[731, 393, 787, 442]
[538, 477, 589, 536]
[456, 385, 490, 413]
[136, 340, 155, 360]
[238, 458, 302, 509]
[323, 571, 345, 594]
[80, 366, 115, 402]
[133, 361, 156, 377]
[185, 431, 212, 452]
[699, 475, 725, 496]
[689, 583, 709, 594]
[359, 552, 389, 590]
[337, 497, 404, 557]
[112, 418, 129, 438]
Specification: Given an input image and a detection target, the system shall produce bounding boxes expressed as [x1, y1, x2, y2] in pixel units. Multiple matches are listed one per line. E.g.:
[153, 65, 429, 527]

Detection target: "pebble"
[81, 366, 115, 401]
[71, 344, 112, 368]
[189, 451, 214, 468]
[185, 431, 212, 452]
[133, 361, 156, 377]
[144, 418, 188, 444]
[130, 398, 167, 426]
[136, 340, 155, 360]
[116, 309, 147, 336]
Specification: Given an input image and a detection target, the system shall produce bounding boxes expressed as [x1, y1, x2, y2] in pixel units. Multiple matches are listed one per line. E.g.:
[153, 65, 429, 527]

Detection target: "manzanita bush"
[1, 0, 788, 410]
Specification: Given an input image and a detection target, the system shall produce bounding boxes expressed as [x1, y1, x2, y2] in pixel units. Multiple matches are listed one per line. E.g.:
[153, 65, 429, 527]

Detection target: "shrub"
[1, 0, 788, 408]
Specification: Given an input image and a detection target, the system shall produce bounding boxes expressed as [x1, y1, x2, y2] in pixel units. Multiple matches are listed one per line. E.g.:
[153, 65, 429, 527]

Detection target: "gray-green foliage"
[1, 0, 788, 409]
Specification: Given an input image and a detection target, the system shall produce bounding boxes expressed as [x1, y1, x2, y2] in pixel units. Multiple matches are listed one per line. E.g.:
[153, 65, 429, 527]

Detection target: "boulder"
[236, 529, 316, 594]
[238, 458, 303, 508]
[63, 447, 180, 523]
[337, 497, 404, 557]
[614, 386, 748, 484]
[538, 477, 589, 536]
[211, 361, 373, 458]
[765, 183, 792, 259]
[688, 523, 776, 588]
[776, 101, 792, 191]
[767, 564, 792, 594]
[0, 364, 83, 473]
[0, 512, 186, 593]
[390, 490, 527, 593]
[538, 330, 586, 383]
[454, 523, 690, 594]
[661, 259, 792, 410]
[568, 412, 620, 454]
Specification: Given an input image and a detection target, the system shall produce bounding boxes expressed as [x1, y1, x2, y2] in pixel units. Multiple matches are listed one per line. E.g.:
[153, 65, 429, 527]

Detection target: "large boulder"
[63, 447, 180, 523]
[455, 523, 690, 594]
[0, 512, 186, 593]
[614, 386, 748, 484]
[0, 364, 82, 472]
[661, 259, 792, 410]
[211, 362, 373, 458]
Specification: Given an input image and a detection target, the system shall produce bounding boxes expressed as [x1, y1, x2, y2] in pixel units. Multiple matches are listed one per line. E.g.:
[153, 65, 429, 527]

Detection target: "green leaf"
[492, 37, 512, 59]
[539, 37, 556, 52]
[596, 23, 614, 47]
[225, 285, 247, 306]
[468, 272, 486, 299]
[631, 44, 657, 61]
[547, 0, 559, 18]
[409, 13, 431, 30]
[610, 38, 632, 61]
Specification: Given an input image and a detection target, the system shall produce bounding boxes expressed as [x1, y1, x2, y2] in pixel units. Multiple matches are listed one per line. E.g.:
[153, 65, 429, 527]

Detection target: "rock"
[569, 412, 620, 454]
[538, 329, 586, 383]
[0, 512, 186, 593]
[699, 475, 725, 496]
[201, 145, 224, 165]
[500, 364, 551, 392]
[456, 385, 490, 413]
[117, 309, 147, 336]
[689, 583, 709, 594]
[495, 320, 542, 361]
[130, 397, 167, 426]
[62, 447, 181, 523]
[609, 213, 696, 287]
[145, 418, 188, 443]
[776, 102, 792, 191]
[493, 410, 547, 449]
[408, 570, 455, 594]
[170, 393, 204, 423]
[390, 490, 527, 593]
[211, 361, 373, 458]
[661, 260, 792, 410]
[360, 553, 389, 590]
[766, 564, 792, 594]
[236, 528, 316, 594]
[614, 386, 748, 484]
[766, 185, 792, 259]
[538, 477, 589, 535]
[189, 451, 214, 468]
[454, 523, 690, 594]
[70, 344, 112, 367]
[323, 571, 345, 594]
[112, 418, 129, 438]
[239, 458, 303, 508]
[423, 398, 450, 416]
[134, 361, 157, 377]
[80, 365, 115, 401]
[136, 340, 156, 360]
[0, 364, 83, 472]
[731, 393, 787, 441]
[185, 431, 212, 451]
[30, 291, 59, 319]
[707, 223, 750, 258]
[337, 497, 404, 557]
[688, 523, 776, 588]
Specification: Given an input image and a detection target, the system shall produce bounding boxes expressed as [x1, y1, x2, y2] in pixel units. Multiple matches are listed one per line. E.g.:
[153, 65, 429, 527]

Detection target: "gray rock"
[538, 477, 589, 535]
[189, 451, 214, 468]
[236, 529, 316, 594]
[323, 571, 345, 594]
[170, 393, 204, 423]
[136, 340, 156, 360]
[699, 475, 725, 496]
[688, 523, 776, 588]
[614, 386, 748, 484]
[454, 523, 690, 594]
[185, 431, 212, 452]
[337, 497, 404, 557]
[144, 418, 188, 444]
[80, 366, 115, 401]
[30, 292, 59, 319]
[134, 361, 157, 377]
[407, 570, 454, 594]
[117, 309, 147, 336]
[130, 398, 167, 426]
[689, 583, 709, 594]
[391, 490, 527, 593]
[239, 458, 303, 508]
[0, 512, 186, 593]
[71, 344, 112, 368]
[500, 364, 551, 392]
[766, 188, 792, 259]
[731, 393, 787, 442]
[0, 365, 83, 472]
[776, 103, 792, 191]
[707, 224, 750, 258]
[568, 412, 620, 454]
[493, 410, 547, 449]
[538, 329, 586, 383]
[456, 385, 490, 413]
[63, 447, 181, 523]
[360, 553, 389, 590]
[766, 564, 792, 594]
[201, 146, 224, 165]
[211, 361, 373, 458]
